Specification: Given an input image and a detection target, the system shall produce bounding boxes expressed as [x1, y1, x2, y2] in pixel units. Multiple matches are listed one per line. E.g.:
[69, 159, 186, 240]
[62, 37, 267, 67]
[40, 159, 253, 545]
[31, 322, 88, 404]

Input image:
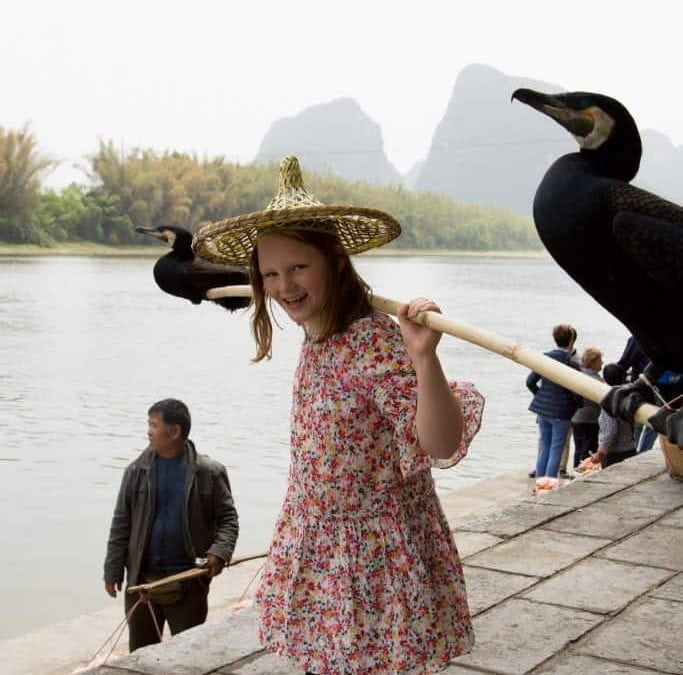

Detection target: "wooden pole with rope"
[127, 553, 269, 595]
[81, 553, 270, 671]
[205, 283, 661, 427]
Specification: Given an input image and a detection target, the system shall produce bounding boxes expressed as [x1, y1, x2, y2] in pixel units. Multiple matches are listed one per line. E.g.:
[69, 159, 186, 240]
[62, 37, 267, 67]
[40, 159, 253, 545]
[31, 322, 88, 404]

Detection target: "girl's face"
[257, 232, 330, 335]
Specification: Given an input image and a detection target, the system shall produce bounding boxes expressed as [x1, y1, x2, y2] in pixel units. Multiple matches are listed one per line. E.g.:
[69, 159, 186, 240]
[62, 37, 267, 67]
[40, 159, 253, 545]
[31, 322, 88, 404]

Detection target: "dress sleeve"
[432, 379, 485, 470]
[356, 314, 484, 478]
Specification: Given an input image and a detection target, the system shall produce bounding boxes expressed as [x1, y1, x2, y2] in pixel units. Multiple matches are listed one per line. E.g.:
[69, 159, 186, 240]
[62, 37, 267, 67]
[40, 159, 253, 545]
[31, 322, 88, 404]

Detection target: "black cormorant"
[136, 225, 250, 312]
[511, 89, 683, 440]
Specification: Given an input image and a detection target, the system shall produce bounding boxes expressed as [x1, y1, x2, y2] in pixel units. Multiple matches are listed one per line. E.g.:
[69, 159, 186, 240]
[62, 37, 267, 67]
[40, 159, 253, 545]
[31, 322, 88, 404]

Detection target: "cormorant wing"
[179, 256, 249, 289]
[613, 211, 683, 287]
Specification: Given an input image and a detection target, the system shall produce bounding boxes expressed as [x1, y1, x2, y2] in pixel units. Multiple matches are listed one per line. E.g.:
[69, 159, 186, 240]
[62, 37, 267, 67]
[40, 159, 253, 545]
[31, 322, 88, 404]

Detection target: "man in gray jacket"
[103, 398, 239, 651]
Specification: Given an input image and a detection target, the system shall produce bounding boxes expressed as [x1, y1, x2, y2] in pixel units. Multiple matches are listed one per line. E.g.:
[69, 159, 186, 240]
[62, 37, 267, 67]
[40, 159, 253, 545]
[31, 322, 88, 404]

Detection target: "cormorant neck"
[582, 123, 641, 182]
[172, 233, 195, 259]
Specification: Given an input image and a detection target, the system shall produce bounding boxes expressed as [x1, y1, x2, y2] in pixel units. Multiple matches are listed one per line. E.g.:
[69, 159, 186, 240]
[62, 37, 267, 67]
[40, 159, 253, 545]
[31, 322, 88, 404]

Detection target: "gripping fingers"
[407, 297, 441, 320]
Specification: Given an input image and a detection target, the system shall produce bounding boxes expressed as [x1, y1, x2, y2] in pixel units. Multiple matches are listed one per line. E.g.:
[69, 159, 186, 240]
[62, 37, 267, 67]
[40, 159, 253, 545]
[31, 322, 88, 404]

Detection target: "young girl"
[194, 157, 484, 674]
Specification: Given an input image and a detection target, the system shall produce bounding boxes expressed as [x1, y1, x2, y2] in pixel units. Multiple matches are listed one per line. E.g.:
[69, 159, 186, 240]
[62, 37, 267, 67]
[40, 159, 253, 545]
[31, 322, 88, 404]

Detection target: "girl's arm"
[397, 298, 464, 459]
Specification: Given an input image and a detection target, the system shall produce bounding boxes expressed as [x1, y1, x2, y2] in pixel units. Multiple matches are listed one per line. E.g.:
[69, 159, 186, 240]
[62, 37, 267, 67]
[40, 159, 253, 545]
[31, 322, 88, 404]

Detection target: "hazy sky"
[5, 0, 683, 187]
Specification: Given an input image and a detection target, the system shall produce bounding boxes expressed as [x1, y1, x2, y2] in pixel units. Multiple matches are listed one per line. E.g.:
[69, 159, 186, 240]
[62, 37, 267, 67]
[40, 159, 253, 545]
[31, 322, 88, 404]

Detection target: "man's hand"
[206, 553, 225, 577]
[591, 449, 607, 466]
[105, 581, 121, 598]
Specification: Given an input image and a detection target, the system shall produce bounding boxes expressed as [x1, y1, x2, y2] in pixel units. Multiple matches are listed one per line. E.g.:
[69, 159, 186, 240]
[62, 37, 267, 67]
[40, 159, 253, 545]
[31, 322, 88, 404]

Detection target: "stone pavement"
[82, 451, 683, 674]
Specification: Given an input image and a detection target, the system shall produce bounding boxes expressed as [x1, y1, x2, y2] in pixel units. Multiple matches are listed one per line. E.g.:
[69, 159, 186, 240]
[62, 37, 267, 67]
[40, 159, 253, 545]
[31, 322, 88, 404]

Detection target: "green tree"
[0, 124, 55, 243]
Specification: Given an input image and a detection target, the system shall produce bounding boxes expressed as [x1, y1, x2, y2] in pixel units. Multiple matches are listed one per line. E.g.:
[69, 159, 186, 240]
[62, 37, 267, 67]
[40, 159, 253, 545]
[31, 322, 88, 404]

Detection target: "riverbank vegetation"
[1, 125, 543, 251]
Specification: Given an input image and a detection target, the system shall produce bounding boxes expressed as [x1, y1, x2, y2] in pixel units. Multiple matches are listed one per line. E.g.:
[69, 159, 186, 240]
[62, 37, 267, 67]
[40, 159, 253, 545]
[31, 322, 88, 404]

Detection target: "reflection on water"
[0, 254, 629, 638]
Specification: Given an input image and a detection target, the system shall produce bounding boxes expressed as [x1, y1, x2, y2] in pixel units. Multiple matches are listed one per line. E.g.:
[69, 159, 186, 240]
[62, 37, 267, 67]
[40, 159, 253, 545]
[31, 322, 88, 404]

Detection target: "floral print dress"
[256, 312, 485, 674]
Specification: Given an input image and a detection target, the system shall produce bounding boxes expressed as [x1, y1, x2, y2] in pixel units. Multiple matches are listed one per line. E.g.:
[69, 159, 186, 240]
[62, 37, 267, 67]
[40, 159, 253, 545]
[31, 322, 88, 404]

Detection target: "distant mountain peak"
[255, 97, 402, 185]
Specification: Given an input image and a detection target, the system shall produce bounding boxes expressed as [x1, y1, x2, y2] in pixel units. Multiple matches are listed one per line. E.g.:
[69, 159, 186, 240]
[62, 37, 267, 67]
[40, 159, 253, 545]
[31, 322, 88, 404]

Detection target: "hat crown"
[267, 155, 322, 211]
[279, 156, 304, 191]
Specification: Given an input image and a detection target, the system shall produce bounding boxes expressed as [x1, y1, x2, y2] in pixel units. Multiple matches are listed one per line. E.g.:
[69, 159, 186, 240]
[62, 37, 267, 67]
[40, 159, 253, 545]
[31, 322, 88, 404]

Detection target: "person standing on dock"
[192, 156, 484, 675]
[527, 324, 581, 492]
[103, 398, 239, 652]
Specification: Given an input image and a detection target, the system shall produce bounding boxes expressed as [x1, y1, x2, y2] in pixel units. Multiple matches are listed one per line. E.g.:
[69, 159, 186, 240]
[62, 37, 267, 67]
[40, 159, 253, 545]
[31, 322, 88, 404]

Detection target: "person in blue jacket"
[527, 324, 580, 491]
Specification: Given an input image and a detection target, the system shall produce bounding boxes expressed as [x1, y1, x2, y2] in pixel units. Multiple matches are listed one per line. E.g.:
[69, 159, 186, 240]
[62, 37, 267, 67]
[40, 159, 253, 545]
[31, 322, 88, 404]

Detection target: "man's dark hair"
[148, 399, 191, 439]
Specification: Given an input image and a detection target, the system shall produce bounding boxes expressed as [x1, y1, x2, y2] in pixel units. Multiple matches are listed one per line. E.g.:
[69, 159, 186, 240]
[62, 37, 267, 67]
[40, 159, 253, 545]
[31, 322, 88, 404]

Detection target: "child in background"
[571, 347, 604, 469]
[592, 363, 637, 467]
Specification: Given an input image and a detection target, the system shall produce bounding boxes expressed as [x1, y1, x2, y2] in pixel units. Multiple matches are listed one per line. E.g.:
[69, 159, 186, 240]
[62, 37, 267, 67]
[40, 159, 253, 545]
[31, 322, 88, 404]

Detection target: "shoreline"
[0, 242, 548, 259]
[1, 467, 532, 675]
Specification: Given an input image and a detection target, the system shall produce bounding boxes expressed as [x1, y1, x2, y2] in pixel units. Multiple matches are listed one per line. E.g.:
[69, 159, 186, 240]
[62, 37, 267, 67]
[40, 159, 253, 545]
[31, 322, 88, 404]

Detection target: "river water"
[0, 253, 629, 639]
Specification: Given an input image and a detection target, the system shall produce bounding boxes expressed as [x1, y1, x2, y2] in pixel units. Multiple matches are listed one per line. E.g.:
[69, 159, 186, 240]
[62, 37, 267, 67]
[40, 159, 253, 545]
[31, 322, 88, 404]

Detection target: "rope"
[143, 592, 164, 642]
[639, 372, 683, 410]
[80, 595, 145, 671]
[233, 560, 267, 610]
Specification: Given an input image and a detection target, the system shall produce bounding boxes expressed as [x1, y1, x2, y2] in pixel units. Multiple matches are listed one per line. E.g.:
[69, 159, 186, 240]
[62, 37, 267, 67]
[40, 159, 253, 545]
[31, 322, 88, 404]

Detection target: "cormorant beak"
[135, 227, 174, 244]
[512, 88, 594, 139]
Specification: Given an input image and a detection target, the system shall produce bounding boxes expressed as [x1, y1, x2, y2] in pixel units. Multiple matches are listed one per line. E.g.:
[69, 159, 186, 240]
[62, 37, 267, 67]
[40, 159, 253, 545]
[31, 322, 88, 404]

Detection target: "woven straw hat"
[193, 156, 401, 266]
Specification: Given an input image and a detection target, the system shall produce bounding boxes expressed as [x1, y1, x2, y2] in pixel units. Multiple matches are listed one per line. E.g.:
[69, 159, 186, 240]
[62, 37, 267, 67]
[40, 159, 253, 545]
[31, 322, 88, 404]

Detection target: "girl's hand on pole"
[397, 297, 442, 361]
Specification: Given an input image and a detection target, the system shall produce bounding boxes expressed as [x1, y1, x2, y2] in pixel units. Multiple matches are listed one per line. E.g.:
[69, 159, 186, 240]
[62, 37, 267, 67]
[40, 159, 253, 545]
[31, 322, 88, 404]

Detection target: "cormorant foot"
[648, 407, 683, 447]
[601, 380, 655, 422]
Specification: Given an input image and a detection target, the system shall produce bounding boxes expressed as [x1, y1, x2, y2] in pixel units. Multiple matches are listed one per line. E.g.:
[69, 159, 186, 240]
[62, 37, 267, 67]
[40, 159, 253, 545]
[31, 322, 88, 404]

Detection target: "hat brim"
[193, 205, 401, 266]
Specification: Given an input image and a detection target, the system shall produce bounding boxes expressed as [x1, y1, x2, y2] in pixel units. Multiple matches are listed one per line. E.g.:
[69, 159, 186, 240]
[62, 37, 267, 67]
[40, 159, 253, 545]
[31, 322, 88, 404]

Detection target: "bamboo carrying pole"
[128, 568, 208, 594]
[206, 284, 660, 427]
[127, 553, 269, 594]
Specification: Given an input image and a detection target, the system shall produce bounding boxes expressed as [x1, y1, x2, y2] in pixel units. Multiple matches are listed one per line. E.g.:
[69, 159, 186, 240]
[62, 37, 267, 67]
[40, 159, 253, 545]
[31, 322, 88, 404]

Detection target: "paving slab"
[220, 651, 296, 674]
[463, 566, 539, 616]
[440, 664, 489, 674]
[439, 469, 530, 515]
[580, 457, 664, 485]
[84, 668, 146, 675]
[520, 479, 624, 509]
[533, 652, 661, 674]
[650, 573, 683, 602]
[453, 502, 572, 538]
[660, 507, 683, 527]
[598, 524, 683, 571]
[521, 557, 673, 614]
[541, 501, 663, 540]
[454, 531, 503, 558]
[103, 606, 261, 675]
[600, 473, 683, 512]
[576, 596, 683, 673]
[465, 529, 611, 578]
[633, 448, 667, 465]
[452, 599, 602, 674]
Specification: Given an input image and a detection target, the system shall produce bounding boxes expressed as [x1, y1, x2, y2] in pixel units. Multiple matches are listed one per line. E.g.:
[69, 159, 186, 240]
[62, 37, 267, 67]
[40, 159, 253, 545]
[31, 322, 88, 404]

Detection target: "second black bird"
[136, 225, 250, 312]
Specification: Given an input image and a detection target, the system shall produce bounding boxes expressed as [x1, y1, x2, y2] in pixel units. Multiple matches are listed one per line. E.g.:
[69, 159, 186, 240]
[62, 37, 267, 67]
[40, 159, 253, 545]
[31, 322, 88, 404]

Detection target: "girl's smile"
[257, 232, 329, 335]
